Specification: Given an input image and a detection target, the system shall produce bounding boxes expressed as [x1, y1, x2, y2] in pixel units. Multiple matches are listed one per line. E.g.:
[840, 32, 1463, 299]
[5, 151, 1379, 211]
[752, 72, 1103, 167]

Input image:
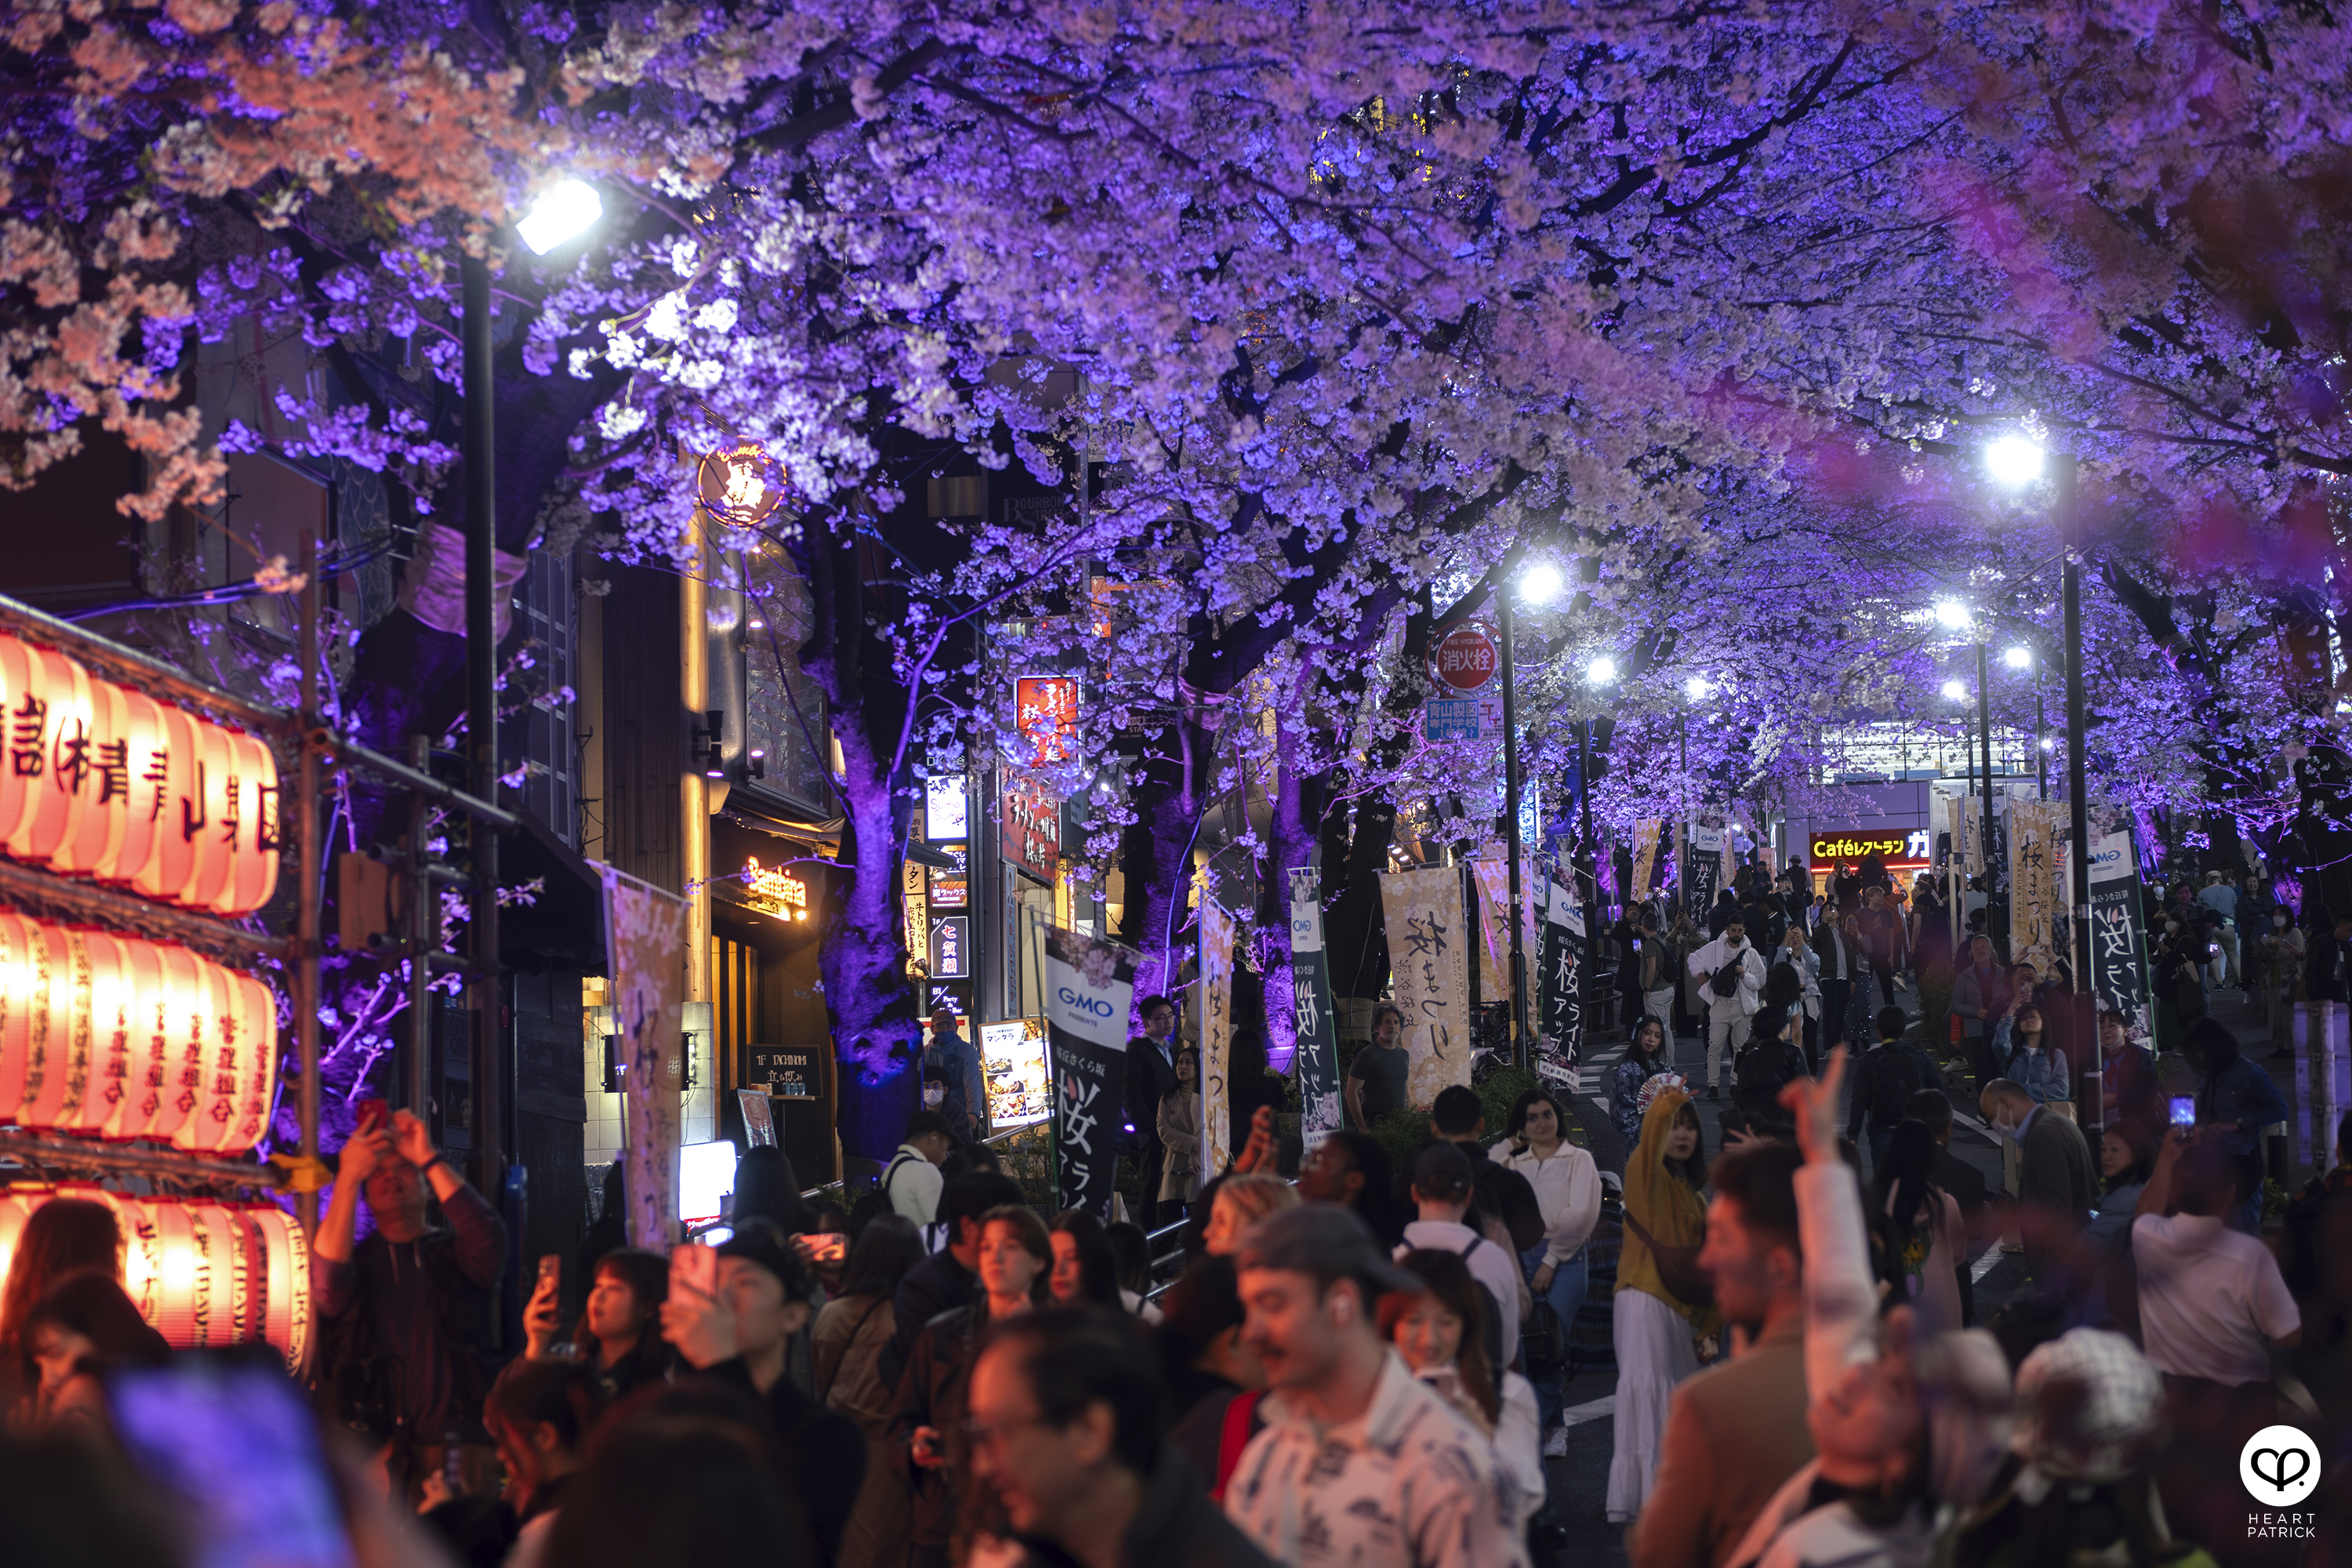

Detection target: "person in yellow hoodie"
[1607, 1075, 1723, 1523]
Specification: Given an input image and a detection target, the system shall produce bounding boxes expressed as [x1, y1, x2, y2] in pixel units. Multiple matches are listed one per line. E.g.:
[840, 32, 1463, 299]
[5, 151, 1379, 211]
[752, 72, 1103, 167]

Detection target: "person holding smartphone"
[312, 1105, 507, 1504]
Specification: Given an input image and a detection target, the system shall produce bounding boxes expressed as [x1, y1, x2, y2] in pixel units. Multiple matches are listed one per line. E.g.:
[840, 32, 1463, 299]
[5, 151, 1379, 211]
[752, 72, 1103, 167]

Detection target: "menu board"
[747, 1046, 818, 1100]
[980, 1018, 1050, 1128]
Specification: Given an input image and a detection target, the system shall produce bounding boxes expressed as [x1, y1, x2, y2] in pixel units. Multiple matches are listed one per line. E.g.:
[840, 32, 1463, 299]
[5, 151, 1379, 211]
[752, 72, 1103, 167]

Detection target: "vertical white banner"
[1199, 893, 1236, 1178]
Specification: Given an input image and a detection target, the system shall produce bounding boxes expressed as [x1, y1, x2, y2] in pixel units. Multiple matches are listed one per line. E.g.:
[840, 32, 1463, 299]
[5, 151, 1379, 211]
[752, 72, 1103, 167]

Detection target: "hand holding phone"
[910, 1424, 946, 1469]
[798, 1233, 848, 1265]
[660, 1243, 739, 1370]
[2168, 1095, 2197, 1128]
[353, 1097, 389, 1135]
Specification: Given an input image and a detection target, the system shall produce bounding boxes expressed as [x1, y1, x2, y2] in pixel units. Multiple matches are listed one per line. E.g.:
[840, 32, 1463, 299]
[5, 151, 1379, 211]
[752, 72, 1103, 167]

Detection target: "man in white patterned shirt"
[1225, 1205, 1530, 1568]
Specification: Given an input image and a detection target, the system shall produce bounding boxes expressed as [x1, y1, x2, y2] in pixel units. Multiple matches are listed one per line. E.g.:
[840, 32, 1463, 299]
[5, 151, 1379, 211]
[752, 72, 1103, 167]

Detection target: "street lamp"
[1587, 655, 1619, 685]
[1983, 431, 2093, 1116]
[516, 179, 604, 255]
[1685, 675, 1711, 702]
[459, 176, 604, 1197]
[1519, 561, 1565, 607]
[1934, 600, 1973, 633]
[1940, 678, 1967, 702]
[2004, 645, 2032, 671]
[1498, 562, 1566, 1062]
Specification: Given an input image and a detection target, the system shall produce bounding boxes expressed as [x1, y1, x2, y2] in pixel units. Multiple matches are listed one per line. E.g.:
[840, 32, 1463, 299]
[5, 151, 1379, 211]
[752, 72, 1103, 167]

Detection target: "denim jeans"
[1518, 1239, 1588, 1429]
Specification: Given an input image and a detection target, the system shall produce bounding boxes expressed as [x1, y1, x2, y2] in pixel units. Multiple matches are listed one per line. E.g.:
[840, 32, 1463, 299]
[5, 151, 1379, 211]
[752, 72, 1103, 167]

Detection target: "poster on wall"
[979, 1018, 1050, 1128]
[1377, 866, 1470, 1105]
[1200, 893, 1236, 1178]
[1042, 927, 1138, 1214]
[1287, 866, 1342, 1149]
[735, 1090, 777, 1147]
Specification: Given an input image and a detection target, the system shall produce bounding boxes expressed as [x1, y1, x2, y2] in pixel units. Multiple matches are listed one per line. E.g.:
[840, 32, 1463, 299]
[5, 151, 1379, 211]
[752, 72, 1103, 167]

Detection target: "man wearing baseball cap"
[1223, 1205, 1529, 1568]
[662, 1218, 867, 1566]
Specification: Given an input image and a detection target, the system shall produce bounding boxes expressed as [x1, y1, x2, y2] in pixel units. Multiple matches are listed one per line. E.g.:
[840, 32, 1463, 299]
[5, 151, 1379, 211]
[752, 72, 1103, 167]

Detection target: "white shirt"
[1490, 1139, 1601, 1268]
[1398, 1220, 1523, 1372]
[1688, 935, 1764, 1019]
[1225, 1349, 1530, 1568]
[2130, 1212, 2300, 1385]
[883, 1145, 944, 1225]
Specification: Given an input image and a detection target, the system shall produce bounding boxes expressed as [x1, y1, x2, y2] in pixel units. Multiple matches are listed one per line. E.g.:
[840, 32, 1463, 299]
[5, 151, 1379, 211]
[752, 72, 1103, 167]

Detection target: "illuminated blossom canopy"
[6, 0, 2348, 1139]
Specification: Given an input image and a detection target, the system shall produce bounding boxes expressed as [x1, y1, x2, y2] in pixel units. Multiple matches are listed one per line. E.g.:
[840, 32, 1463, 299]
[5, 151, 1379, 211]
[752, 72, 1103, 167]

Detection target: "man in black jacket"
[314, 1109, 506, 1501]
[1125, 995, 1182, 1227]
[972, 1309, 1275, 1568]
[1847, 1006, 1932, 1169]
[888, 1171, 1027, 1375]
[661, 1218, 867, 1566]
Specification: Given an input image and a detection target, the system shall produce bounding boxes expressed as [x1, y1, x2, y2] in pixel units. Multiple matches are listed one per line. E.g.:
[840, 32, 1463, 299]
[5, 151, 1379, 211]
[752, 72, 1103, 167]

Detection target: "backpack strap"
[1211, 1387, 1270, 1502]
[1460, 1235, 1484, 1262]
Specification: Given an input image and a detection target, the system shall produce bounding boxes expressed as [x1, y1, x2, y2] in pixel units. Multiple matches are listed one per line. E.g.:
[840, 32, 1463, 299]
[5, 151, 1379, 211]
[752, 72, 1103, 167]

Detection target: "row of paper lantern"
[0, 1187, 310, 1370]
[0, 632, 281, 916]
[0, 912, 278, 1154]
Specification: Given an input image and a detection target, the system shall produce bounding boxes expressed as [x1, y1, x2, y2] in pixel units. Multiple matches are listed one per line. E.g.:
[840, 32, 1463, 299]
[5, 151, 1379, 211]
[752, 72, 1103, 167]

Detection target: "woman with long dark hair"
[815, 1215, 927, 1568]
[1385, 1249, 1544, 1530]
[1872, 1120, 1965, 1336]
[527, 1247, 674, 1404]
[0, 1198, 118, 1421]
[1045, 1210, 1121, 1308]
[1610, 1015, 1672, 1148]
[23, 1271, 170, 1428]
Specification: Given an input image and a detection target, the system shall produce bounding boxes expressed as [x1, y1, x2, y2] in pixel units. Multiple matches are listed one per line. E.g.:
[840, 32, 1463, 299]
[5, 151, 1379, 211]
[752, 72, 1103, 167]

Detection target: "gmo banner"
[1042, 927, 1138, 1215]
[1538, 878, 1586, 1062]
[1287, 867, 1343, 1150]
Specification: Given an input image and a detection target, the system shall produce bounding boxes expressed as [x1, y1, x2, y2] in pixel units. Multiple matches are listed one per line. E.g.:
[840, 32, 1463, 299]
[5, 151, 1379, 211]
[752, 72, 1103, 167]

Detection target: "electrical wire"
[64, 539, 398, 622]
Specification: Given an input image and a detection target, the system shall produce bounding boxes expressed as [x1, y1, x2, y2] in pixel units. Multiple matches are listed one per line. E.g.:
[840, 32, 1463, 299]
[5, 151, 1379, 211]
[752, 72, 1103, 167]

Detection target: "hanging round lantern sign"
[696, 441, 790, 529]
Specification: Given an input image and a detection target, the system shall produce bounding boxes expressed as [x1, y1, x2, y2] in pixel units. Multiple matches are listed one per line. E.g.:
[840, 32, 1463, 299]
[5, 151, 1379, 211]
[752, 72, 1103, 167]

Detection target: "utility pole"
[2058, 456, 2096, 1112]
[1498, 596, 1530, 1065]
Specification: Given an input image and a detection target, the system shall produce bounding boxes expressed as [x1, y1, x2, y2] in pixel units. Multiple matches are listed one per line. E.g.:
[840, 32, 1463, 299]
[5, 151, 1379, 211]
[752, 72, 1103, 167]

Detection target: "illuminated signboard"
[980, 1018, 1050, 1128]
[1014, 676, 1080, 765]
[927, 841, 968, 909]
[741, 856, 810, 920]
[1808, 829, 1934, 869]
[924, 775, 969, 839]
[931, 915, 970, 978]
[1002, 774, 1061, 883]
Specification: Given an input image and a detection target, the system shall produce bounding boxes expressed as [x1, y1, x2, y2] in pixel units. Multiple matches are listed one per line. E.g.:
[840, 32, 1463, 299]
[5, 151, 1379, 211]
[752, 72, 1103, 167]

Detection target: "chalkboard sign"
[747, 1045, 819, 1100]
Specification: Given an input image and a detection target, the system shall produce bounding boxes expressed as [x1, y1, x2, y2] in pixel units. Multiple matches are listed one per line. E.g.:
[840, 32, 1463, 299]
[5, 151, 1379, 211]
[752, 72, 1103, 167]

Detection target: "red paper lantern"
[0, 633, 281, 916]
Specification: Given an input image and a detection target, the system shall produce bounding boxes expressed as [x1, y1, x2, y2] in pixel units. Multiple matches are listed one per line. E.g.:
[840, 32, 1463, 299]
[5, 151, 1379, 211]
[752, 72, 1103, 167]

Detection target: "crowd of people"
[0, 860, 2344, 1568]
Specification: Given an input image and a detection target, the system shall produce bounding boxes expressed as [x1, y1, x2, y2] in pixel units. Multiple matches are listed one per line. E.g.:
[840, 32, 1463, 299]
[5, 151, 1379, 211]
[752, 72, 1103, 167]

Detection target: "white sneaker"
[1543, 1425, 1570, 1458]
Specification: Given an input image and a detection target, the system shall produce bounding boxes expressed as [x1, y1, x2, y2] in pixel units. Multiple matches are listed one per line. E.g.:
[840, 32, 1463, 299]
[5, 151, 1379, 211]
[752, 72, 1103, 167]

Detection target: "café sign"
[1808, 829, 1933, 868]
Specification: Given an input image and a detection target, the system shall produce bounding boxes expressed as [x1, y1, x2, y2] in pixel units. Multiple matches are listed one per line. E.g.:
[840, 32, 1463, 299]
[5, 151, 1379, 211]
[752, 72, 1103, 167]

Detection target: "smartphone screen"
[805, 1232, 848, 1264]
[670, 1240, 719, 1299]
[353, 1097, 388, 1135]
[110, 1360, 356, 1568]
[537, 1253, 561, 1291]
[2169, 1096, 2197, 1127]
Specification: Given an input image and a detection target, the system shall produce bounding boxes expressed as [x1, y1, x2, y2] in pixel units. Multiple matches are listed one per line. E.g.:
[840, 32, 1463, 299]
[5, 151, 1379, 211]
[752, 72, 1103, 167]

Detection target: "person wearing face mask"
[883, 1110, 957, 1226]
[2253, 904, 2304, 1057]
[1690, 916, 1766, 1102]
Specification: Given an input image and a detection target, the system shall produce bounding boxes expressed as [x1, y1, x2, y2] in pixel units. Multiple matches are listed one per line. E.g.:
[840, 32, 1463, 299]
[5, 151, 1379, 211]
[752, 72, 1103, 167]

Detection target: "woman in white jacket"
[1493, 1087, 1600, 1450]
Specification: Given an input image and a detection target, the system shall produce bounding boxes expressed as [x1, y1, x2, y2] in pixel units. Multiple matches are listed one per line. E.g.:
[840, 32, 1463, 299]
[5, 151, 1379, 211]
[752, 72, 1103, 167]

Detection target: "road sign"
[1428, 619, 1501, 695]
[1424, 696, 1503, 742]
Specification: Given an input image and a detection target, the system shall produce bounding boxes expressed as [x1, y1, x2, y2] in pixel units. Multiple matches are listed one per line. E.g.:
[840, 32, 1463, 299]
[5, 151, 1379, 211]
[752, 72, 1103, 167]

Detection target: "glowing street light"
[1933, 600, 1973, 633]
[1984, 433, 2045, 489]
[2004, 645, 2033, 670]
[1941, 679, 1968, 701]
[517, 179, 604, 255]
[1587, 655, 1618, 686]
[1685, 675, 1711, 702]
[1519, 561, 1565, 606]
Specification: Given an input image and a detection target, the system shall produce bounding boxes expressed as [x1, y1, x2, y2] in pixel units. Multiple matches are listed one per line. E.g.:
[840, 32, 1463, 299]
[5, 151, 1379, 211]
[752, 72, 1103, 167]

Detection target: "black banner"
[1684, 824, 1723, 920]
[1043, 927, 1138, 1215]
[2089, 833, 2152, 1043]
[1539, 880, 1585, 1062]
[1287, 867, 1342, 1148]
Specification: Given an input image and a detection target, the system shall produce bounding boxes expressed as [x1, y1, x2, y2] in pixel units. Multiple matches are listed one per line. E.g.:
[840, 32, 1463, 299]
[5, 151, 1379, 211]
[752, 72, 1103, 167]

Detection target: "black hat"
[1407, 1139, 1475, 1200]
[714, 1217, 811, 1297]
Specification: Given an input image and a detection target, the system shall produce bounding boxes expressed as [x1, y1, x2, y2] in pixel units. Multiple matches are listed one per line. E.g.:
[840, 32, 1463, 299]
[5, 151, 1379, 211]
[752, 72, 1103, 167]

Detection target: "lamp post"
[463, 180, 602, 1192]
[1987, 435, 2094, 1094]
